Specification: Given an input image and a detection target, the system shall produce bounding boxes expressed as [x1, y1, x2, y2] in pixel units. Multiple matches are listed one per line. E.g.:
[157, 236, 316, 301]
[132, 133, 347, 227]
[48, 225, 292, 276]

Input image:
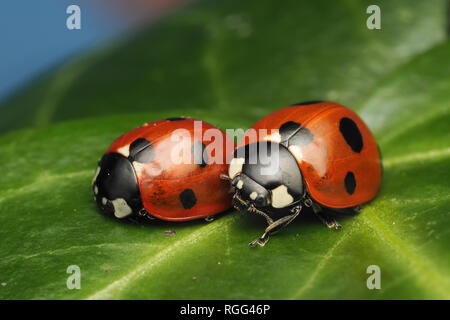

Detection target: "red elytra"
[93, 117, 234, 221]
[239, 101, 382, 208]
[228, 101, 382, 246]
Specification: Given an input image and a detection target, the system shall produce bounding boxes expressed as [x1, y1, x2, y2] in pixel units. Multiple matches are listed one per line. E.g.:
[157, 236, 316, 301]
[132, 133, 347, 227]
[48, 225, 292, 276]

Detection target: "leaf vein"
[0, 169, 92, 203]
[382, 147, 450, 168]
[86, 215, 238, 300]
[360, 213, 450, 299]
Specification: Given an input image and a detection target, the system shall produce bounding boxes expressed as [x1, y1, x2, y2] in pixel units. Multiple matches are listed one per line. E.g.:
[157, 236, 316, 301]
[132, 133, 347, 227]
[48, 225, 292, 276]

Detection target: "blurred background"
[1, 0, 448, 135]
[0, 0, 190, 104]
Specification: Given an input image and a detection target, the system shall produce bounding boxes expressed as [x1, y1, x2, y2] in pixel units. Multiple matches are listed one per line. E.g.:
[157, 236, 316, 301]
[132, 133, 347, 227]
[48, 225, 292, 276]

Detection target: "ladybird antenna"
[248, 204, 274, 225]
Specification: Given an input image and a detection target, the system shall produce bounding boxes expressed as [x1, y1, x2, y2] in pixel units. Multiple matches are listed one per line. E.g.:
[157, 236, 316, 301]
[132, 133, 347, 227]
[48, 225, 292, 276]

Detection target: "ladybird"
[224, 101, 382, 246]
[92, 117, 234, 221]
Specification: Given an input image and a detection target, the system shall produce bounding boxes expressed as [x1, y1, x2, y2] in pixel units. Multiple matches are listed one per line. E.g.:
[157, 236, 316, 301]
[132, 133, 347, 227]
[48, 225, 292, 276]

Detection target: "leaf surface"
[0, 0, 449, 299]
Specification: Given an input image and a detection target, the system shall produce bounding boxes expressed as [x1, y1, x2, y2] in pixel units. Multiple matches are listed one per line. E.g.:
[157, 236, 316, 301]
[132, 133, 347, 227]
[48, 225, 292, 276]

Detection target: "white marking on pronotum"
[236, 180, 244, 189]
[271, 185, 294, 208]
[112, 198, 133, 218]
[288, 145, 303, 162]
[102, 197, 107, 205]
[92, 167, 101, 185]
[249, 192, 257, 200]
[132, 161, 146, 177]
[117, 145, 130, 158]
[264, 132, 281, 143]
[94, 185, 98, 195]
[228, 158, 245, 178]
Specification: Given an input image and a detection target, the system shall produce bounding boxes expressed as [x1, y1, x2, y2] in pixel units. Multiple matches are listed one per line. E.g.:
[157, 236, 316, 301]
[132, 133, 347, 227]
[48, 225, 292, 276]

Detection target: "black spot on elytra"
[344, 171, 356, 195]
[280, 121, 300, 135]
[166, 117, 186, 121]
[128, 138, 155, 163]
[279, 121, 301, 144]
[289, 100, 324, 106]
[191, 142, 208, 168]
[179, 189, 197, 209]
[339, 117, 363, 153]
[290, 127, 313, 147]
[279, 121, 313, 147]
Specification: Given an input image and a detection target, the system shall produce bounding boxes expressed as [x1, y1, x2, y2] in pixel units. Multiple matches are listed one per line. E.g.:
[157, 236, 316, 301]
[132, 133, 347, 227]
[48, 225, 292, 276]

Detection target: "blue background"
[0, 0, 128, 104]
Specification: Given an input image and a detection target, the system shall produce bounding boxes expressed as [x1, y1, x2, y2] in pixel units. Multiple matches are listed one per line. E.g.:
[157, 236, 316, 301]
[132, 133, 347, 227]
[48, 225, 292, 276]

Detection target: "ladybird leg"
[138, 208, 156, 221]
[249, 232, 270, 247]
[204, 216, 215, 222]
[127, 217, 141, 224]
[311, 203, 342, 230]
[249, 205, 302, 247]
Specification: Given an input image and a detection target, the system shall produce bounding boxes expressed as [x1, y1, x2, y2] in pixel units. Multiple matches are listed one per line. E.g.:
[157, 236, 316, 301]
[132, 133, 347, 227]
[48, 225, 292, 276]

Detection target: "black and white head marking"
[93, 153, 143, 219]
[230, 142, 304, 212]
[270, 184, 295, 208]
[228, 157, 245, 179]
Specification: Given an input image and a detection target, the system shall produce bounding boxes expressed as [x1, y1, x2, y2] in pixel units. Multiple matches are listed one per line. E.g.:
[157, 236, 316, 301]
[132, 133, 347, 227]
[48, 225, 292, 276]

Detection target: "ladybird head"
[231, 173, 271, 209]
[228, 141, 304, 214]
[92, 153, 143, 219]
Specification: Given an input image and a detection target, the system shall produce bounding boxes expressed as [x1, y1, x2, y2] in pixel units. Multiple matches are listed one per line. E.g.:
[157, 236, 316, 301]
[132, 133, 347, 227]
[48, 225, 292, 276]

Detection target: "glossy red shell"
[240, 102, 382, 209]
[106, 118, 233, 221]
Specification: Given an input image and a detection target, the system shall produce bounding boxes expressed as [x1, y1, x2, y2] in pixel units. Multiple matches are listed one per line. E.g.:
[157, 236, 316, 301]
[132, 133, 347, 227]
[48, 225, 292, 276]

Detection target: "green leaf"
[0, 0, 449, 299]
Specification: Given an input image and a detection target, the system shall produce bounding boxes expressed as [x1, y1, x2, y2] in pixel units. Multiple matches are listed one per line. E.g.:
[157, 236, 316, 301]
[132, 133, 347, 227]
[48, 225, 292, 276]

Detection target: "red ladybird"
[226, 101, 382, 246]
[92, 117, 234, 221]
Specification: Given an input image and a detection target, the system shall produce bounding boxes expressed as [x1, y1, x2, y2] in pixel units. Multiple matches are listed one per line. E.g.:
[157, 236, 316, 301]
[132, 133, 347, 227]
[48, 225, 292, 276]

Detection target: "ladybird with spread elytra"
[224, 101, 382, 246]
[92, 117, 233, 221]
